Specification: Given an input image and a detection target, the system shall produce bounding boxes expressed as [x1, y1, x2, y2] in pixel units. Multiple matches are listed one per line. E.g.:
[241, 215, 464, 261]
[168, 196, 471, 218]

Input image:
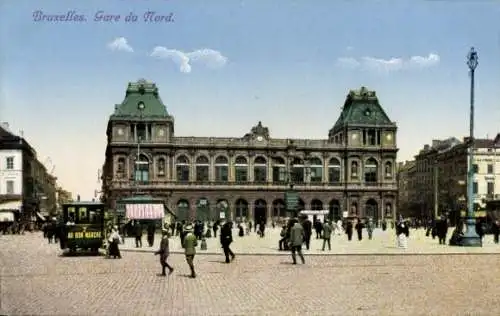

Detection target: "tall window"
[116, 157, 126, 179]
[472, 164, 479, 173]
[234, 156, 248, 182]
[254, 156, 267, 183]
[176, 155, 190, 182]
[6, 180, 14, 194]
[157, 158, 166, 177]
[272, 157, 286, 183]
[473, 181, 478, 194]
[309, 157, 323, 183]
[487, 182, 494, 195]
[364, 158, 378, 183]
[195, 156, 209, 182]
[328, 158, 341, 183]
[214, 156, 228, 182]
[487, 164, 494, 174]
[134, 154, 149, 183]
[6, 157, 14, 170]
[291, 157, 304, 183]
[137, 123, 146, 141]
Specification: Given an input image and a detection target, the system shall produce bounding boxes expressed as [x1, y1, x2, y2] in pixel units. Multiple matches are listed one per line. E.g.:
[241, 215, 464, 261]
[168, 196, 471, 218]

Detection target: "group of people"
[154, 220, 237, 278]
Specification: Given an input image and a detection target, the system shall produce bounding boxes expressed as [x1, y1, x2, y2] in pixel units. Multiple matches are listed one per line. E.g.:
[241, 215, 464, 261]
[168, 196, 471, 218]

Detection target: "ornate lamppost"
[284, 141, 299, 218]
[135, 101, 146, 193]
[461, 47, 481, 247]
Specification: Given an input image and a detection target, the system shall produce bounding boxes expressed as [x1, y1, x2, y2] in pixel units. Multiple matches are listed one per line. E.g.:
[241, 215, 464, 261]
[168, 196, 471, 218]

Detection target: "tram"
[59, 202, 105, 253]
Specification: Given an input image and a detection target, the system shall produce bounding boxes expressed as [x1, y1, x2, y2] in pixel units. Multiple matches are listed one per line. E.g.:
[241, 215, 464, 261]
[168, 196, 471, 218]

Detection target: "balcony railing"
[107, 179, 396, 190]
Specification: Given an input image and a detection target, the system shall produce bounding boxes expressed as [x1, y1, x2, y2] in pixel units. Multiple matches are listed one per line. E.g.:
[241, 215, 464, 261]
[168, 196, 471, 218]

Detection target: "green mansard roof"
[331, 86, 395, 133]
[110, 79, 169, 120]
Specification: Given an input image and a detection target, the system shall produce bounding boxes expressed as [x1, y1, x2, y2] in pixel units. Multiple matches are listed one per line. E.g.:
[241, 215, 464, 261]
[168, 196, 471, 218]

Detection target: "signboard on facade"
[285, 190, 298, 210]
[220, 211, 225, 219]
[342, 211, 348, 218]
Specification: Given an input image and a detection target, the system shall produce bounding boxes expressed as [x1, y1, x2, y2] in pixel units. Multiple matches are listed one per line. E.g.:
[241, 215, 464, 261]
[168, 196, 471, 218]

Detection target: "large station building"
[101, 79, 398, 224]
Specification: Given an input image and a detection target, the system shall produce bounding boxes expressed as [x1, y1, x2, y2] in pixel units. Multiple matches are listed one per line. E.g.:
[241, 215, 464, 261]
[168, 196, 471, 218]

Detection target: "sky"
[1, 0, 499, 200]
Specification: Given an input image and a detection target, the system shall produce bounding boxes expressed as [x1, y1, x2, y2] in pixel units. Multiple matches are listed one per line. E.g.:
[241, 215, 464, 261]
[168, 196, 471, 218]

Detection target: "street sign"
[285, 190, 298, 211]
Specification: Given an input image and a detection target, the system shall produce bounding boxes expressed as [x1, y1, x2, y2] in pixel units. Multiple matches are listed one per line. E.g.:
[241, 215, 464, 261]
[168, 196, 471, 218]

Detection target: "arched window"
[176, 155, 190, 182]
[234, 156, 248, 183]
[291, 157, 304, 183]
[214, 156, 228, 182]
[134, 154, 149, 183]
[157, 157, 166, 177]
[350, 161, 359, 178]
[254, 156, 267, 183]
[385, 161, 393, 178]
[328, 157, 341, 183]
[116, 157, 126, 179]
[351, 202, 358, 215]
[364, 158, 378, 183]
[235, 199, 249, 219]
[272, 157, 286, 184]
[309, 157, 323, 183]
[385, 203, 392, 217]
[196, 155, 209, 182]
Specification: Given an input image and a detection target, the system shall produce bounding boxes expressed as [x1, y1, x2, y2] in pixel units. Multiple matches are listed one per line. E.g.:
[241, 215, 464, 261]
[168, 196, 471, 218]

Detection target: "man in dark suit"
[220, 222, 235, 263]
[301, 217, 312, 250]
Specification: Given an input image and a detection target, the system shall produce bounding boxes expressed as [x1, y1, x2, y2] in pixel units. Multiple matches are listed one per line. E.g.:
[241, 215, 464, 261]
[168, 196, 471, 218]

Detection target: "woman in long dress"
[108, 226, 122, 259]
[396, 221, 409, 249]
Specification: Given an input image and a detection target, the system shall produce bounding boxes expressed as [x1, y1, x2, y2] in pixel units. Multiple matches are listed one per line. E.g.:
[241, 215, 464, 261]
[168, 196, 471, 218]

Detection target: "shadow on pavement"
[206, 260, 227, 264]
[59, 251, 105, 257]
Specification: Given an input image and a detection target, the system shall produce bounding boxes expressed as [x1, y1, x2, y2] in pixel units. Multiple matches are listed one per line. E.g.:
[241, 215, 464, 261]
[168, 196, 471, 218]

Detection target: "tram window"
[88, 210, 102, 224]
[67, 207, 76, 222]
[78, 207, 88, 223]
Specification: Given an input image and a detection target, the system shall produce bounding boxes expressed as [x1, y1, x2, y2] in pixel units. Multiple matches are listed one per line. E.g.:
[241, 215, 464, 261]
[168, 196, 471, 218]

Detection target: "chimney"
[432, 140, 440, 148]
[77, 195, 81, 202]
[1, 122, 9, 130]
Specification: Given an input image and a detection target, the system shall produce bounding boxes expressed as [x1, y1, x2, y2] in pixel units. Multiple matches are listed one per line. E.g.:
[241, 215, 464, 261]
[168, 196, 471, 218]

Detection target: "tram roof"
[62, 201, 105, 206]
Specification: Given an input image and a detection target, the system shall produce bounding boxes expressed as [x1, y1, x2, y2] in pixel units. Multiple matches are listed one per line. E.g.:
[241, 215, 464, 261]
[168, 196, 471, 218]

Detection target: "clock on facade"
[158, 128, 165, 137]
[386, 133, 393, 141]
[117, 128, 124, 136]
[256, 136, 263, 141]
[352, 133, 358, 140]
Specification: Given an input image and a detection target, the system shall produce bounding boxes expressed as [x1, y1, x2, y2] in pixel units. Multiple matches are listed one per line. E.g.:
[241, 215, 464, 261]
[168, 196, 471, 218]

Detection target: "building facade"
[101, 80, 399, 223]
[0, 123, 61, 223]
[409, 134, 500, 220]
[397, 160, 416, 217]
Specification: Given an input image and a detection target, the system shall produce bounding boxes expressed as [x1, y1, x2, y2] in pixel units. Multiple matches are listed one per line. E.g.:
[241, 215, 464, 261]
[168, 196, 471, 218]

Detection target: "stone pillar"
[133, 123, 137, 142]
[267, 157, 273, 184]
[248, 202, 254, 220]
[267, 203, 273, 224]
[248, 156, 254, 182]
[322, 154, 328, 184]
[228, 154, 234, 182]
[209, 153, 215, 182]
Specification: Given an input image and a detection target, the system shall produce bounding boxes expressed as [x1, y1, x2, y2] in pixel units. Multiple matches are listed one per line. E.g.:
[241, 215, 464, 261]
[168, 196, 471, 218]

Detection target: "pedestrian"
[396, 221, 409, 249]
[366, 217, 374, 240]
[108, 226, 122, 259]
[493, 220, 500, 244]
[289, 218, 305, 264]
[134, 221, 143, 248]
[279, 225, 287, 250]
[322, 220, 332, 251]
[154, 229, 174, 276]
[147, 223, 155, 247]
[355, 218, 364, 241]
[302, 216, 312, 250]
[345, 220, 353, 241]
[436, 216, 448, 245]
[213, 220, 219, 238]
[220, 221, 236, 263]
[182, 224, 197, 278]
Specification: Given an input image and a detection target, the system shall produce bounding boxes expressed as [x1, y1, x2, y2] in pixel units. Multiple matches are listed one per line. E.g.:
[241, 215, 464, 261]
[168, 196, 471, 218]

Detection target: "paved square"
[1, 232, 499, 315]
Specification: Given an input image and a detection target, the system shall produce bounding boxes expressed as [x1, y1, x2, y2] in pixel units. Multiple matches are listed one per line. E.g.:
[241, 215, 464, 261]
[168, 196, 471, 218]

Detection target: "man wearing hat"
[182, 224, 198, 278]
[155, 229, 174, 276]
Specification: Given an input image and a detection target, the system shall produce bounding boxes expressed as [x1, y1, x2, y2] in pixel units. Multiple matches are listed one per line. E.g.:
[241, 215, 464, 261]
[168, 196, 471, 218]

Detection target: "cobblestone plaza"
[1, 231, 499, 316]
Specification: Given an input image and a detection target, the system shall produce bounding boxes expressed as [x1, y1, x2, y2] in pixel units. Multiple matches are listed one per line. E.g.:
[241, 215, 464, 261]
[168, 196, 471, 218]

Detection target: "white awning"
[0, 211, 14, 222]
[126, 204, 164, 219]
[0, 201, 21, 211]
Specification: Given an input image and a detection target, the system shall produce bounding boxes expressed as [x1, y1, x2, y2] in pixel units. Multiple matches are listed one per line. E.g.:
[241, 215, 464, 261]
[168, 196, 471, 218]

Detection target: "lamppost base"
[459, 234, 482, 247]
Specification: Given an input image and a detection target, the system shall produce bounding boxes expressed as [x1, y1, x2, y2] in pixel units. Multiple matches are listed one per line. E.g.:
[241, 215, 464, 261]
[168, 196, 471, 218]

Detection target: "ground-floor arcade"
[166, 190, 397, 224]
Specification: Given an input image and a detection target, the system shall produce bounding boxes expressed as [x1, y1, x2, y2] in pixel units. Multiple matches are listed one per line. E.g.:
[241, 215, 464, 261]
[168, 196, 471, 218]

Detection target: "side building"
[0, 123, 59, 224]
[101, 80, 399, 224]
[412, 134, 500, 220]
[396, 160, 416, 218]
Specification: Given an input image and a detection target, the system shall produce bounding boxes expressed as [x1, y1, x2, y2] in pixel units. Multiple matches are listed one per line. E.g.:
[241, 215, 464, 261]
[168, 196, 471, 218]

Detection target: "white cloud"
[336, 53, 440, 72]
[150, 47, 228, 73]
[107, 37, 134, 53]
